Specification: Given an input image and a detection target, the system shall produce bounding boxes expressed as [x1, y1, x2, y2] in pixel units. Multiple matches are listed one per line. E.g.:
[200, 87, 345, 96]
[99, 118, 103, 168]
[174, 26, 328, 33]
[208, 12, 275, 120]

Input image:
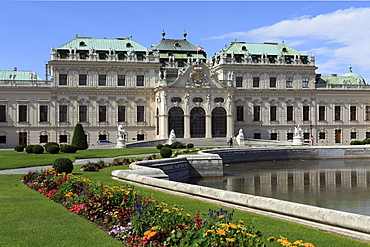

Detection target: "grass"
[0, 148, 158, 170]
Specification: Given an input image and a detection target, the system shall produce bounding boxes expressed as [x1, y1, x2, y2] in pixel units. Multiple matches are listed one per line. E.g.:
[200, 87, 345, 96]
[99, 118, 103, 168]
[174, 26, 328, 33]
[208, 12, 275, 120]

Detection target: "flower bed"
[22, 169, 315, 247]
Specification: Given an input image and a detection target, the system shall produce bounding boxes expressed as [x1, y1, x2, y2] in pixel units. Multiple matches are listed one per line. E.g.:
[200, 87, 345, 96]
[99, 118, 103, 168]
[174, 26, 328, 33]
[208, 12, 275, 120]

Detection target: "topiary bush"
[160, 147, 172, 158]
[14, 145, 24, 152]
[351, 140, 362, 145]
[71, 123, 88, 150]
[52, 158, 74, 174]
[170, 142, 179, 149]
[26, 145, 35, 154]
[48, 145, 60, 154]
[156, 144, 164, 150]
[164, 144, 171, 148]
[32, 145, 44, 154]
[186, 143, 194, 149]
[44, 142, 59, 152]
[61, 144, 77, 153]
[362, 138, 370, 145]
[176, 143, 186, 149]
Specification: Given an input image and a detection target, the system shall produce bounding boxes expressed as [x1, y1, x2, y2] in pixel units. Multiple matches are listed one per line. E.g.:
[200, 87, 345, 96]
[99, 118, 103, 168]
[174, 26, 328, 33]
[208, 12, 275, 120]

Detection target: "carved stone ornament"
[190, 67, 206, 85]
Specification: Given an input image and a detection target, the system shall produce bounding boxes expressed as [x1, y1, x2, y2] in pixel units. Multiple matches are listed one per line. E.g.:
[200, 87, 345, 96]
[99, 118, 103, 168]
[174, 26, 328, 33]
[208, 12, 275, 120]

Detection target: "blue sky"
[2, 1, 370, 82]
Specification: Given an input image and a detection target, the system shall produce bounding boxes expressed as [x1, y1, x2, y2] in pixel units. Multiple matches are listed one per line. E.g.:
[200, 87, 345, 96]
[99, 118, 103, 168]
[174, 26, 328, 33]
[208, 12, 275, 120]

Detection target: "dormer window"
[187, 52, 192, 57]
[282, 47, 287, 52]
[79, 41, 86, 47]
[174, 42, 181, 47]
[241, 46, 247, 51]
[126, 43, 132, 48]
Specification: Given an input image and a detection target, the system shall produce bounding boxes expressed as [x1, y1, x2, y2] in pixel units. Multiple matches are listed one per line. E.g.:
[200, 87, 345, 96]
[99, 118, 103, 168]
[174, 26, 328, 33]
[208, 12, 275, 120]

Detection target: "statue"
[116, 125, 126, 148]
[167, 129, 176, 145]
[236, 129, 245, 146]
[292, 124, 304, 145]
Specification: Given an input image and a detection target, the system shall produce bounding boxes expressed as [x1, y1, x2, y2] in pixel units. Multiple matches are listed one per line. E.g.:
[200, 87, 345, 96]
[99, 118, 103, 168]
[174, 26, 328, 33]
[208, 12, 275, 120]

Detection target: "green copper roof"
[219, 42, 306, 56]
[151, 39, 201, 52]
[0, 70, 42, 81]
[320, 67, 367, 85]
[58, 37, 148, 51]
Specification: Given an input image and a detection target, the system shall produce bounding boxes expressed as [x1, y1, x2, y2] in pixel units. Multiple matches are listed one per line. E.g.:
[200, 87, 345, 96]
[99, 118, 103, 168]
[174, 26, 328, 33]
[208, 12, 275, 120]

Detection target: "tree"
[71, 123, 88, 150]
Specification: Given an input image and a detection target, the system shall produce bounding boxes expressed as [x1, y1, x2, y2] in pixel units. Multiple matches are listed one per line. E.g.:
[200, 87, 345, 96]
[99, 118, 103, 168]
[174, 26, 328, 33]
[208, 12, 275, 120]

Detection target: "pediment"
[167, 65, 226, 89]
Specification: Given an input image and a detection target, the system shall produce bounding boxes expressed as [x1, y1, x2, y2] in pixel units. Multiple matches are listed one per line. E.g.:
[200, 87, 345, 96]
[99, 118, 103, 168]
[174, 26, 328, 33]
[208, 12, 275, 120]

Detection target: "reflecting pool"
[188, 159, 370, 216]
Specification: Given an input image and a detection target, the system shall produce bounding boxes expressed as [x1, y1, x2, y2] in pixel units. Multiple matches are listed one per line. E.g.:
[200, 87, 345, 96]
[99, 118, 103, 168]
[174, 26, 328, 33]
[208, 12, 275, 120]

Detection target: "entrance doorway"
[168, 107, 184, 138]
[335, 129, 341, 143]
[212, 107, 226, 137]
[19, 132, 27, 146]
[190, 107, 205, 138]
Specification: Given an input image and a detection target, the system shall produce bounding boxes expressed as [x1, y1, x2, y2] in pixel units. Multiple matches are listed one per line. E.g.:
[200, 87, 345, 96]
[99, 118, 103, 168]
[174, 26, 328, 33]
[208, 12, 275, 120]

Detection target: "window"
[304, 133, 310, 140]
[98, 75, 106, 86]
[118, 53, 125, 60]
[59, 105, 67, 122]
[319, 106, 325, 121]
[171, 97, 182, 103]
[286, 77, 293, 88]
[254, 133, 261, 139]
[0, 105, 6, 122]
[79, 74, 87, 86]
[40, 135, 48, 143]
[98, 134, 107, 141]
[287, 133, 294, 140]
[178, 60, 185, 67]
[302, 77, 309, 88]
[137, 75, 144, 86]
[319, 132, 326, 140]
[236, 106, 244, 121]
[59, 74, 67, 85]
[236, 77, 243, 87]
[253, 77, 260, 87]
[99, 53, 106, 60]
[366, 132, 370, 139]
[350, 106, 357, 121]
[137, 134, 145, 141]
[137, 106, 144, 122]
[118, 106, 125, 122]
[271, 133, 277, 140]
[137, 54, 144, 61]
[335, 106, 341, 121]
[366, 106, 370, 121]
[193, 97, 203, 103]
[0, 135, 6, 144]
[79, 52, 87, 59]
[79, 105, 87, 122]
[303, 106, 309, 121]
[270, 106, 277, 121]
[19, 105, 27, 122]
[59, 135, 67, 143]
[214, 97, 224, 103]
[40, 105, 48, 122]
[287, 106, 293, 121]
[99, 106, 107, 122]
[253, 106, 260, 121]
[117, 75, 125, 86]
[351, 132, 357, 139]
[270, 77, 276, 88]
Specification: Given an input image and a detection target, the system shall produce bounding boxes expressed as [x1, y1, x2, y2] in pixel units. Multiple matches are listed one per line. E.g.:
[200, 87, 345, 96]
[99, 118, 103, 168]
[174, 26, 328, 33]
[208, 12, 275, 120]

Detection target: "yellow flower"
[225, 238, 235, 242]
[239, 220, 244, 224]
[229, 223, 237, 229]
[163, 209, 170, 213]
[218, 215, 225, 219]
[216, 229, 226, 236]
[267, 236, 276, 242]
[151, 226, 158, 231]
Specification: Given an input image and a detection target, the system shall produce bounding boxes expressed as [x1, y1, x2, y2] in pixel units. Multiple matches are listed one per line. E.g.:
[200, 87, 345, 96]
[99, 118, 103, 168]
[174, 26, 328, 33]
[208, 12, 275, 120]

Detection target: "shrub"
[160, 147, 172, 158]
[48, 145, 60, 154]
[177, 143, 186, 149]
[170, 142, 179, 149]
[14, 145, 24, 152]
[61, 144, 77, 153]
[44, 142, 59, 152]
[25, 145, 35, 154]
[156, 144, 164, 150]
[350, 140, 362, 145]
[32, 145, 44, 154]
[71, 123, 88, 150]
[362, 138, 370, 145]
[164, 144, 171, 148]
[52, 158, 74, 174]
[186, 143, 194, 148]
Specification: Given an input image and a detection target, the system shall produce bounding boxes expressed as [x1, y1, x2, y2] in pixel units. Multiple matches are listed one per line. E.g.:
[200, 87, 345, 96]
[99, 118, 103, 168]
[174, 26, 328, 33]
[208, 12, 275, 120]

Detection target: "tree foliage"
[71, 123, 88, 150]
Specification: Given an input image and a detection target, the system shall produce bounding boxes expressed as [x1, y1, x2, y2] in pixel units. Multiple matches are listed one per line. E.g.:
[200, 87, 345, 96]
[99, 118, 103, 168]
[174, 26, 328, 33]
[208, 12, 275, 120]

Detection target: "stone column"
[227, 114, 234, 138]
[158, 114, 168, 139]
[184, 114, 190, 138]
[205, 114, 212, 138]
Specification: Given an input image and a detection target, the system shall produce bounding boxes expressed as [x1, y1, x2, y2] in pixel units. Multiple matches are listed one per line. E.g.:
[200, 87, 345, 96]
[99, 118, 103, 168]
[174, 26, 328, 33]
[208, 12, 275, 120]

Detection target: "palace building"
[0, 32, 369, 148]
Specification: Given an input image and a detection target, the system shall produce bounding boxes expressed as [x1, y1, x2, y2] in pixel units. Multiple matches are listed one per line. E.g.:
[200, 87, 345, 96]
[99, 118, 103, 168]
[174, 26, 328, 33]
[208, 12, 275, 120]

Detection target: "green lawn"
[0, 148, 158, 170]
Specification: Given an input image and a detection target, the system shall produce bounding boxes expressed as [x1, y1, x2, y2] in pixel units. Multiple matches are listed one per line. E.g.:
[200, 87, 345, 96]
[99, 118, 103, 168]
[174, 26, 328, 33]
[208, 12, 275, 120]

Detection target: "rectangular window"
[40, 135, 48, 143]
[270, 133, 277, 140]
[79, 105, 87, 123]
[137, 106, 144, 122]
[304, 133, 310, 140]
[118, 106, 126, 122]
[366, 106, 370, 121]
[319, 132, 326, 140]
[0, 135, 6, 144]
[270, 106, 277, 121]
[302, 77, 309, 88]
[287, 106, 293, 121]
[335, 106, 341, 121]
[59, 135, 67, 143]
[19, 105, 27, 122]
[137, 75, 144, 86]
[0, 105, 6, 122]
[350, 106, 357, 121]
[59, 105, 67, 122]
[236, 106, 244, 121]
[236, 77, 243, 87]
[253, 106, 260, 121]
[79, 74, 87, 86]
[286, 77, 293, 88]
[254, 133, 261, 139]
[303, 106, 309, 121]
[99, 106, 107, 122]
[59, 74, 67, 85]
[253, 77, 260, 88]
[270, 77, 277, 88]
[98, 75, 106, 86]
[366, 132, 370, 139]
[319, 106, 325, 121]
[287, 133, 294, 140]
[351, 132, 357, 139]
[40, 105, 48, 122]
[117, 75, 125, 86]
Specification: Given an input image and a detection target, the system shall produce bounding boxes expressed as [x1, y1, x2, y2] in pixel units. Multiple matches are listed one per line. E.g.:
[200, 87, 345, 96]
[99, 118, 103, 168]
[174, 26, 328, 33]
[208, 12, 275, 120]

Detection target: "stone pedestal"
[116, 137, 126, 148]
[292, 136, 304, 145]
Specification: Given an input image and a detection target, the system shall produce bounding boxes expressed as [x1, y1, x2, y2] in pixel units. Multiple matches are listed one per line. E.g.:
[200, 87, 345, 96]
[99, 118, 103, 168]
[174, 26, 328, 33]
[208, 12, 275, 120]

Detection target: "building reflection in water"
[189, 159, 370, 216]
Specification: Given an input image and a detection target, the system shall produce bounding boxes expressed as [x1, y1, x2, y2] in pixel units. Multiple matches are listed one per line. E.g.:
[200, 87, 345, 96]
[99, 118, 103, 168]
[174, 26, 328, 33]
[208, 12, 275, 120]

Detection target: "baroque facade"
[0, 33, 369, 148]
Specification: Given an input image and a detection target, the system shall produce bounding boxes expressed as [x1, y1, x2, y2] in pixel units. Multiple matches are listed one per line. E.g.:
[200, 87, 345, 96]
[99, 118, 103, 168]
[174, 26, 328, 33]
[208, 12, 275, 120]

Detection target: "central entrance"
[168, 107, 184, 138]
[190, 107, 205, 138]
[212, 107, 226, 137]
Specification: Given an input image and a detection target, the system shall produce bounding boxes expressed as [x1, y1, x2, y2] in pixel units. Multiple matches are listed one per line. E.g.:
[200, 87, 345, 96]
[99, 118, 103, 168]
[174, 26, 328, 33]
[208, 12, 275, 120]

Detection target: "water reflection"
[189, 159, 370, 216]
